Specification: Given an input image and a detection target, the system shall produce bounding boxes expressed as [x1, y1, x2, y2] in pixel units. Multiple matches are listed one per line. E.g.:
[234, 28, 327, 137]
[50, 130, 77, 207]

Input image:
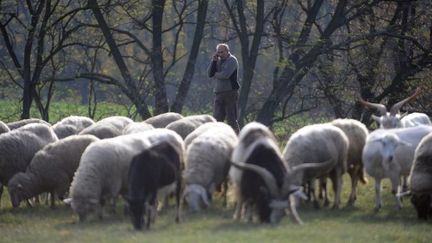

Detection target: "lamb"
[0, 123, 58, 204]
[128, 139, 184, 230]
[403, 133, 432, 220]
[0, 121, 10, 134]
[282, 123, 349, 209]
[7, 135, 99, 208]
[144, 112, 184, 128]
[329, 118, 369, 206]
[79, 116, 133, 139]
[65, 129, 184, 222]
[229, 122, 328, 224]
[182, 122, 238, 212]
[53, 116, 95, 139]
[360, 88, 430, 129]
[166, 114, 216, 139]
[122, 122, 154, 135]
[7, 118, 51, 130]
[362, 125, 432, 210]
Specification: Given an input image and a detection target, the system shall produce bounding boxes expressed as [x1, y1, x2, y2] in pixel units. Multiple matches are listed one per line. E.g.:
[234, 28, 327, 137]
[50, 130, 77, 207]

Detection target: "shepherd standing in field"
[207, 43, 241, 134]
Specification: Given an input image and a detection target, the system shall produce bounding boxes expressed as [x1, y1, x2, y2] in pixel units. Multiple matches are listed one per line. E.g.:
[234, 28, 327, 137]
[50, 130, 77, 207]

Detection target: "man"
[207, 43, 241, 134]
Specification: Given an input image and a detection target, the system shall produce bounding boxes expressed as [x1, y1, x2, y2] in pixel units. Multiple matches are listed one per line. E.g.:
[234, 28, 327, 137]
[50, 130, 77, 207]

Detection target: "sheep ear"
[63, 198, 72, 205]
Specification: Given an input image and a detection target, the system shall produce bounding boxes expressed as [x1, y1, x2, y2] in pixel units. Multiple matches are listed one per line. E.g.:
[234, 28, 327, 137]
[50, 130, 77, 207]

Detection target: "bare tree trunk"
[171, 0, 208, 113]
[151, 0, 168, 114]
[88, 0, 151, 119]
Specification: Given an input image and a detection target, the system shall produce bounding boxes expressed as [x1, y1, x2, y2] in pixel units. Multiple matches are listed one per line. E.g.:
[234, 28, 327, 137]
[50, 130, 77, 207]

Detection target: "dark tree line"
[1, 0, 431, 127]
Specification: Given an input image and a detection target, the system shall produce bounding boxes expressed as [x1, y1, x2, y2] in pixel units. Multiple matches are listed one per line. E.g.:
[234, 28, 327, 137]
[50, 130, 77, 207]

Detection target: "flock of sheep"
[0, 89, 432, 229]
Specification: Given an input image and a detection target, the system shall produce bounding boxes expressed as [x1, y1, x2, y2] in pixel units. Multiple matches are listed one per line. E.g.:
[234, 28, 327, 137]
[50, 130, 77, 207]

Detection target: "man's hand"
[212, 53, 219, 62]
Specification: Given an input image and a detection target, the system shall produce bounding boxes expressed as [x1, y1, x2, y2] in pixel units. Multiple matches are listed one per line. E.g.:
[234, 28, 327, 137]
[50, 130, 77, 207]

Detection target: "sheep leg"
[330, 169, 342, 209]
[309, 180, 320, 209]
[175, 178, 181, 223]
[390, 175, 402, 210]
[347, 172, 358, 206]
[374, 178, 382, 211]
[49, 192, 56, 209]
[319, 178, 330, 207]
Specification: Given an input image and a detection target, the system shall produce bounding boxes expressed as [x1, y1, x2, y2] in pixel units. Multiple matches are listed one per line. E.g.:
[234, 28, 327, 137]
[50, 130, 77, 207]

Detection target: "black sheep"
[127, 141, 182, 230]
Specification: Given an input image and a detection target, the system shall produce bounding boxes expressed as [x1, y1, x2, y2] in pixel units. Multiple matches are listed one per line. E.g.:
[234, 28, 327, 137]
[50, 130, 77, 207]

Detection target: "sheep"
[0, 123, 58, 205]
[64, 128, 184, 222]
[0, 121, 10, 134]
[79, 116, 133, 139]
[404, 133, 432, 220]
[229, 122, 329, 224]
[122, 122, 154, 135]
[184, 122, 232, 148]
[7, 135, 99, 208]
[127, 139, 184, 230]
[144, 112, 184, 128]
[329, 118, 369, 206]
[282, 123, 349, 209]
[401, 112, 431, 128]
[182, 122, 238, 213]
[359, 88, 430, 129]
[52, 116, 95, 139]
[362, 125, 432, 210]
[166, 114, 216, 139]
[7, 118, 51, 130]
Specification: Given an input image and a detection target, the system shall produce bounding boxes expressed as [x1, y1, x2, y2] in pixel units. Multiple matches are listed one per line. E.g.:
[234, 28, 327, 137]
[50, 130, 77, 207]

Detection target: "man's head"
[216, 43, 230, 59]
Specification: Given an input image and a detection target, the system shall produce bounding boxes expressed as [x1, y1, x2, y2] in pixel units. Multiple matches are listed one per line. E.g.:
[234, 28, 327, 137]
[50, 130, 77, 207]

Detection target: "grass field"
[0, 174, 431, 243]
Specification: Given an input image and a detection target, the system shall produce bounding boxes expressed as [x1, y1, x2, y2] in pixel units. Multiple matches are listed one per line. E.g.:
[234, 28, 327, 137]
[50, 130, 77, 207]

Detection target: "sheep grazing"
[405, 133, 432, 220]
[144, 112, 184, 128]
[6, 118, 51, 130]
[182, 122, 238, 213]
[79, 116, 133, 139]
[359, 88, 430, 129]
[184, 121, 232, 148]
[7, 135, 99, 208]
[65, 129, 184, 222]
[53, 116, 95, 139]
[330, 118, 369, 206]
[0, 121, 10, 134]
[282, 123, 349, 209]
[122, 122, 154, 135]
[362, 125, 432, 210]
[128, 139, 184, 230]
[166, 114, 216, 139]
[230, 122, 329, 224]
[0, 123, 58, 204]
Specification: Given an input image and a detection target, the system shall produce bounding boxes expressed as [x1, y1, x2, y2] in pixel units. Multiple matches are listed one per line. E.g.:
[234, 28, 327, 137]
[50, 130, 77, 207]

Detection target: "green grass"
[1, 175, 431, 243]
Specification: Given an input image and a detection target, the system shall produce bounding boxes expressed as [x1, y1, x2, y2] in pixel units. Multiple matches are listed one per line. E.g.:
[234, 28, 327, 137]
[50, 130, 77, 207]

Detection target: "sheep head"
[359, 88, 421, 129]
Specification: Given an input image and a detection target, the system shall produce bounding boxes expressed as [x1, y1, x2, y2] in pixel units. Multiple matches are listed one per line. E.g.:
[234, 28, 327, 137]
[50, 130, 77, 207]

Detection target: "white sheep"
[282, 123, 349, 209]
[330, 118, 369, 206]
[79, 116, 133, 139]
[7, 134, 99, 208]
[359, 88, 430, 129]
[166, 114, 216, 139]
[362, 125, 432, 210]
[184, 121, 232, 148]
[0, 123, 58, 204]
[53, 116, 95, 139]
[65, 129, 184, 222]
[7, 118, 51, 130]
[182, 122, 238, 212]
[401, 112, 431, 128]
[122, 122, 154, 135]
[144, 112, 184, 128]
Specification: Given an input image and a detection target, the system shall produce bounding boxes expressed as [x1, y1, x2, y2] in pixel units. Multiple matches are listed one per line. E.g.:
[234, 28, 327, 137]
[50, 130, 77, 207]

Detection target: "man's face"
[217, 46, 229, 59]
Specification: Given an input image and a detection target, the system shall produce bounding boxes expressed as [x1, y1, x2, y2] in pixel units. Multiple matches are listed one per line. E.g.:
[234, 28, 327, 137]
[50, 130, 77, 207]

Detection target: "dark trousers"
[213, 90, 240, 134]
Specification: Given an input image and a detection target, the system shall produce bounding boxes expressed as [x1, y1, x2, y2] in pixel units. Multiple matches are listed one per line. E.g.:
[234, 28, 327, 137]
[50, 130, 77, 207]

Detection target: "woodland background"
[1, 0, 432, 127]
